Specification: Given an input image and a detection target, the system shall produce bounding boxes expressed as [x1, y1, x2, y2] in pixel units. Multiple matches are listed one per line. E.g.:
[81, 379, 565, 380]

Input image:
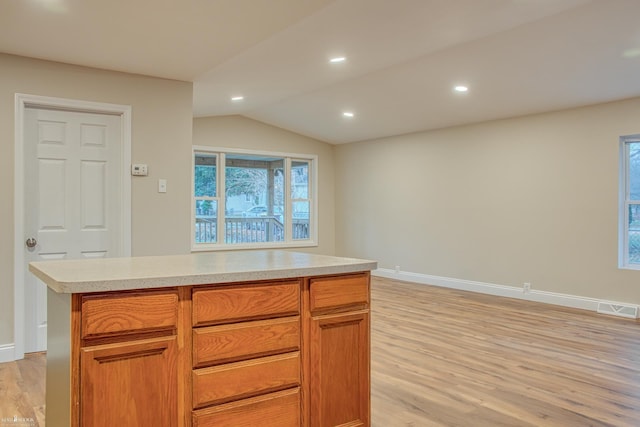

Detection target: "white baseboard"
[373, 268, 639, 317]
[0, 343, 16, 363]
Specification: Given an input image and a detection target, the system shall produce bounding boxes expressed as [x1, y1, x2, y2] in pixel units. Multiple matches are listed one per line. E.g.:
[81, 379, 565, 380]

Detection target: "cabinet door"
[80, 336, 179, 427]
[309, 311, 370, 427]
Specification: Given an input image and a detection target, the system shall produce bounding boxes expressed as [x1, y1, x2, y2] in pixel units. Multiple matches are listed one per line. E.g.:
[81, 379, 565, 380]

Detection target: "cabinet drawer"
[192, 387, 300, 427]
[310, 273, 369, 313]
[192, 281, 300, 326]
[193, 317, 300, 368]
[81, 290, 178, 339]
[192, 352, 300, 409]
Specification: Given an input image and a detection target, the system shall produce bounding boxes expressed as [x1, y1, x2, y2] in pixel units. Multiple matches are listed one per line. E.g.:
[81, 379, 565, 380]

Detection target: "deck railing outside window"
[195, 216, 309, 244]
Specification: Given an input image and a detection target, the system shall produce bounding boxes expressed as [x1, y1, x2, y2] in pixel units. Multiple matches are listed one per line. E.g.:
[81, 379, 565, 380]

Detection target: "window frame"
[193, 152, 220, 244]
[290, 158, 312, 241]
[619, 134, 640, 269]
[192, 146, 318, 251]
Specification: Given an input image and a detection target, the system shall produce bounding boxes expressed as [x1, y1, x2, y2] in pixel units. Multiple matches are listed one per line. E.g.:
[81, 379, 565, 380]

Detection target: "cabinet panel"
[81, 290, 178, 338]
[193, 316, 300, 368]
[193, 281, 300, 326]
[310, 274, 369, 313]
[192, 388, 300, 427]
[80, 336, 178, 427]
[309, 311, 370, 427]
[192, 352, 300, 409]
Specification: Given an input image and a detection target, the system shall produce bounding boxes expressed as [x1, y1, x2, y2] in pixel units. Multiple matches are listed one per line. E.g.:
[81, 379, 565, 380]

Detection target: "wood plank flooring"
[0, 352, 45, 427]
[371, 277, 640, 426]
[1, 277, 639, 426]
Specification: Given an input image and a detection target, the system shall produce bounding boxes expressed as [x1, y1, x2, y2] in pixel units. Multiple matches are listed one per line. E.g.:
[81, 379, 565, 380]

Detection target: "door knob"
[26, 238, 37, 248]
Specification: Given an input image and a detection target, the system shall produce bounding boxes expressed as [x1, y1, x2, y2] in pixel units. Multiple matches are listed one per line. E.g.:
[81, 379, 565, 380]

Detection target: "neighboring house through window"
[193, 147, 317, 250]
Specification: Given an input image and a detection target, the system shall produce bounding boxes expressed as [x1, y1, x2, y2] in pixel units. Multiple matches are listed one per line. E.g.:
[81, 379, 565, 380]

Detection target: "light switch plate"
[158, 179, 167, 193]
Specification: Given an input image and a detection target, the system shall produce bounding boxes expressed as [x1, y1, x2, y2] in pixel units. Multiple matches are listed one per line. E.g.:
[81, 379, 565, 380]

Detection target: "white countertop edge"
[29, 251, 377, 294]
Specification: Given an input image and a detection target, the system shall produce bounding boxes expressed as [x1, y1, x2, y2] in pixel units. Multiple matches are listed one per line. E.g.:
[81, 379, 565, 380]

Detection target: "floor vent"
[596, 302, 639, 319]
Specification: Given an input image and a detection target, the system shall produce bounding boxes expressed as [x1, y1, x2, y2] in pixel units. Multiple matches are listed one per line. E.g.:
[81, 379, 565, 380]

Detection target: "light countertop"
[29, 250, 377, 293]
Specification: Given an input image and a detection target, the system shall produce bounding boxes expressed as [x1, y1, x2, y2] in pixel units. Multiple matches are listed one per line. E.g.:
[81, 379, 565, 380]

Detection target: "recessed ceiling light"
[231, 96, 244, 101]
[343, 111, 355, 118]
[454, 85, 469, 93]
[34, 0, 67, 13]
[623, 48, 640, 58]
[330, 57, 346, 63]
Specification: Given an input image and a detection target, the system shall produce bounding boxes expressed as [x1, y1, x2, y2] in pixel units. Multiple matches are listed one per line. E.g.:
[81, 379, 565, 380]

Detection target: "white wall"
[335, 97, 640, 305]
[0, 54, 193, 349]
[193, 115, 336, 255]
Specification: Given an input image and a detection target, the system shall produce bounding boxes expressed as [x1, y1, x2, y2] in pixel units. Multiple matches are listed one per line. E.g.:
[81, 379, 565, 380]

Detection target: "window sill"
[618, 263, 640, 271]
[191, 241, 318, 252]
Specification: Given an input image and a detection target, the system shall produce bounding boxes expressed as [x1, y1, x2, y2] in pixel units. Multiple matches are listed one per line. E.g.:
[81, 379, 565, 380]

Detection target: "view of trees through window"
[626, 141, 640, 264]
[194, 150, 312, 246]
[194, 153, 217, 243]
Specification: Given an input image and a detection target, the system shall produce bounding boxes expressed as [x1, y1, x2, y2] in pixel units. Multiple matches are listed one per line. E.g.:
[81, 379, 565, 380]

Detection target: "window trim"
[191, 145, 318, 252]
[290, 158, 312, 241]
[619, 135, 640, 269]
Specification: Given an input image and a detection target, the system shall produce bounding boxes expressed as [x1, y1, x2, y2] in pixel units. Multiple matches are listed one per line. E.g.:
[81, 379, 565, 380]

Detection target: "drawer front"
[81, 290, 178, 338]
[192, 352, 300, 409]
[192, 281, 300, 326]
[193, 317, 300, 368]
[192, 388, 300, 427]
[310, 273, 369, 313]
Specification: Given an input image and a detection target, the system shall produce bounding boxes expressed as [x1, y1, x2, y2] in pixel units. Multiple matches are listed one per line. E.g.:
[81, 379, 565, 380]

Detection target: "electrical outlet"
[523, 282, 531, 293]
[395, 265, 400, 274]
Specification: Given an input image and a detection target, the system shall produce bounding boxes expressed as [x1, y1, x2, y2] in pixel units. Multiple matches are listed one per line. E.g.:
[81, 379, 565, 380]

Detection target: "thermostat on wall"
[131, 164, 148, 176]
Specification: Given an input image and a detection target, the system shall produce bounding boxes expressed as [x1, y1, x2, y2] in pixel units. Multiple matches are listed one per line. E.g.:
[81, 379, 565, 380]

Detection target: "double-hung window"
[192, 147, 317, 250]
[620, 135, 640, 268]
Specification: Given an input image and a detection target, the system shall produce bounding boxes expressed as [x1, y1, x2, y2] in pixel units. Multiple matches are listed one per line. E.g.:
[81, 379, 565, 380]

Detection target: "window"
[620, 135, 640, 268]
[193, 147, 317, 250]
[292, 160, 311, 240]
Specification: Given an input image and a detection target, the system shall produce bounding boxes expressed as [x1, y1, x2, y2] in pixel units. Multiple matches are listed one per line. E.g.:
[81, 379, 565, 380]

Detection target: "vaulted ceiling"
[2, 0, 640, 144]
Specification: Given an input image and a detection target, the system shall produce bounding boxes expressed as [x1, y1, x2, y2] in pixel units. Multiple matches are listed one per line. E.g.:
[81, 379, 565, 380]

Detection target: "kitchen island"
[30, 250, 377, 427]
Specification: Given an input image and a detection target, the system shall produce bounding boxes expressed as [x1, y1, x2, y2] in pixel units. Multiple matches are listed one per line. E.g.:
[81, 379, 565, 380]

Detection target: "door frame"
[13, 93, 132, 361]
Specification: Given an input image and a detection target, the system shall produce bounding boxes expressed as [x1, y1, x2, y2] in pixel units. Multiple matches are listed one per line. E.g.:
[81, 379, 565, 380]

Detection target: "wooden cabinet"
[48, 273, 370, 427]
[80, 336, 179, 427]
[307, 274, 371, 427]
[191, 281, 302, 425]
[76, 289, 182, 427]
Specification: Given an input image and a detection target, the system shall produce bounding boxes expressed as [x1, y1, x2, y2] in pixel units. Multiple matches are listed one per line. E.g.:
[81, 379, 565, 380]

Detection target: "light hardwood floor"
[2, 277, 639, 426]
[371, 277, 640, 426]
[0, 351, 45, 427]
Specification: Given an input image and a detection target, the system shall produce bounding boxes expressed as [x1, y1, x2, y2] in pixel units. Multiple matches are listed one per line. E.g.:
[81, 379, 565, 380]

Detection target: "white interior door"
[23, 107, 124, 353]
